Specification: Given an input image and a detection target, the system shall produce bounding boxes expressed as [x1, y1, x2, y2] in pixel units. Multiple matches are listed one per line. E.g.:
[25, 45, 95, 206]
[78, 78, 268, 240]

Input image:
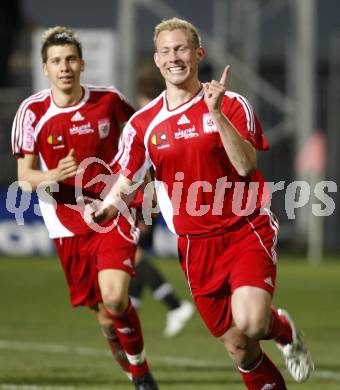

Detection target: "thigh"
[177, 234, 232, 295]
[230, 248, 277, 296]
[231, 285, 272, 326]
[193, 291, 233, 338]
[178, 234, 234, 337]
[230, 213, 278, 296]
[98, 269, 131, 301]
[96, 216, 139, 277]
[54, 235, 101, 307]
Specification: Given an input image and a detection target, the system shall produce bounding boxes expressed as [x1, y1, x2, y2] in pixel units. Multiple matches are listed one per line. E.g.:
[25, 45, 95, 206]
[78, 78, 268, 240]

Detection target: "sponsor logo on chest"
[151, 130, 170, 149]
[47, 133, 65, 149]
[71, 111, 85, 122]
[175, 114, 199, 140]
[174, 125, 198, 140]
[69, 121, 94, 135]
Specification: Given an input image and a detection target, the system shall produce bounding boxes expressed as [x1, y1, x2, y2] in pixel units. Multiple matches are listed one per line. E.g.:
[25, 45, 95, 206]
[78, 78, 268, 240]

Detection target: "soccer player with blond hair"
[87, 17, 314, 388]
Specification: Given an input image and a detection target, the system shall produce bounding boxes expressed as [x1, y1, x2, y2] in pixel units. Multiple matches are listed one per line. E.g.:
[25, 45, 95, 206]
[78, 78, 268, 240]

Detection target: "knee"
[221, 331, 248, 358]
[102, 291, 128, 315]
[234, 312, 271, 340]
[219, 327, 260, 368]
[91, 305, 116, 338]
[98, 318, 115, 338]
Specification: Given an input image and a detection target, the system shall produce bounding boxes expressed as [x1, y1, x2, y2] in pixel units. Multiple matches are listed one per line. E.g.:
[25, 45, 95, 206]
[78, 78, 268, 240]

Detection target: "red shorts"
[177, 212, 278, 337]
[54, 216, 139, 307]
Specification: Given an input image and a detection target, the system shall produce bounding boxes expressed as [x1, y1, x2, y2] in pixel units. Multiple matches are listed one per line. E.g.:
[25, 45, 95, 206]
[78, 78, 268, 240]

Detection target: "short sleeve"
[112, 91, 135, 126]
[223, 93, 269, 151]
[11, 105, 38, 158]
[116, 120, 152, 183]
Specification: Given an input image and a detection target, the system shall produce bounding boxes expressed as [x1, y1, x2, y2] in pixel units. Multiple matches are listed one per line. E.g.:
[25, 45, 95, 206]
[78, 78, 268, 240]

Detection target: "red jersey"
[12, 85, 135, 238]
[116, 87, 269, 236]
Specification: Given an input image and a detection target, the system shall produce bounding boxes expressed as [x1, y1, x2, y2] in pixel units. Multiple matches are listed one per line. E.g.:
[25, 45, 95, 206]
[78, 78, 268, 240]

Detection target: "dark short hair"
[41, 26, 82, 63]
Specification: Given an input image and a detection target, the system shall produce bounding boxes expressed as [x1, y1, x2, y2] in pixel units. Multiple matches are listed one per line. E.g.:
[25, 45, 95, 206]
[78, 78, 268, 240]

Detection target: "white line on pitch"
[0, 339, 339, 381]
[0, 386, 75, 390]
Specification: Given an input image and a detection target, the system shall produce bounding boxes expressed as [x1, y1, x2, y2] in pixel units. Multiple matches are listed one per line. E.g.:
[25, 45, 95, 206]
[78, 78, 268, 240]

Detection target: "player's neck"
[166, 80, 201, 110]
[51, 85, 83, 107]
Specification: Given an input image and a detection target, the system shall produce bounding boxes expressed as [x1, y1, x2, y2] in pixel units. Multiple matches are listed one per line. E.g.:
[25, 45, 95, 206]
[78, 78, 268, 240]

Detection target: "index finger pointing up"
[219, 65, 230, 86]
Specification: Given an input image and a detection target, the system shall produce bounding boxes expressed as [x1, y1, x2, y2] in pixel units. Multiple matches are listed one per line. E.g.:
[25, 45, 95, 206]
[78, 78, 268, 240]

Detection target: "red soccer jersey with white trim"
[12, 85, 135, 238]
[117, 87, 269, 236]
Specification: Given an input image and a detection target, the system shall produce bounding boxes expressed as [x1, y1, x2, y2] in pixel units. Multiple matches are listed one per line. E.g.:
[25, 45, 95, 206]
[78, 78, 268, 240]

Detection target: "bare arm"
[209, 111, 256, 177]
[203, 66, 257, 177]
[83, 174, 137, 224]
[17, 149, 78, 191]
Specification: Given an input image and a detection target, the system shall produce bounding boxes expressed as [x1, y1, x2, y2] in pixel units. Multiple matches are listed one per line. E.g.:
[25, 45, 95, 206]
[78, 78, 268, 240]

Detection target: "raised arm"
[203, 66, 257, 177]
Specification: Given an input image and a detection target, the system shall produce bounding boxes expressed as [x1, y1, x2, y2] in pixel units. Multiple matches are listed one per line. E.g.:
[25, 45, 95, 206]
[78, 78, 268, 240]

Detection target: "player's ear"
[154, 52, 160, 68]
[42, 62, 48, 76]
[197, 47, 205, 63]
[80, 59, 85, 72]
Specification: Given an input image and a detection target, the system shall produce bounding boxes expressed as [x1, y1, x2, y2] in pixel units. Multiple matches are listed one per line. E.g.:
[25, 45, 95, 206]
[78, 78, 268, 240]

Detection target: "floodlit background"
[0, 1, 339, 389]
[1, 0, 339, 259]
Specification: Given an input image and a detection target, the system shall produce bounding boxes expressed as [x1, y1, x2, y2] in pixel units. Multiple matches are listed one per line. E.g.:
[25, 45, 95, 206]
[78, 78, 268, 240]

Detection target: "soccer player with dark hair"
[11, 26, 158, 389]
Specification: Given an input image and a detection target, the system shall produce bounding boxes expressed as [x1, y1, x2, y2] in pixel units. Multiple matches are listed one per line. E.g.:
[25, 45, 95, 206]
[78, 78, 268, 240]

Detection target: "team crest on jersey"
[151, 129, 170, 149]
[98, 118, 110, 139]
[47, 133, 64, 149]
[203, 113, 218, 133]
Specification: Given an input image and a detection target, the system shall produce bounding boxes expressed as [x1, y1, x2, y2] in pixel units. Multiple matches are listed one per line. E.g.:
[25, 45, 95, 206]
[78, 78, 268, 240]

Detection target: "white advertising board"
[32, 28, 117, 92]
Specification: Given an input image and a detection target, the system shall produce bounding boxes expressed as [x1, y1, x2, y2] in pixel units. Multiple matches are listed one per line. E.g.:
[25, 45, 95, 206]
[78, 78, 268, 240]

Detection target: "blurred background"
[1, 2, 340, 389]
[0, 0, 339, 261]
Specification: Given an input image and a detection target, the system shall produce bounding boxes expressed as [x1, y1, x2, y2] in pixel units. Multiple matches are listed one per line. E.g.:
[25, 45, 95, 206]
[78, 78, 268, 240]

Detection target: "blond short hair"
[41, 26, 82, 63]
[153, 17, 202, 50]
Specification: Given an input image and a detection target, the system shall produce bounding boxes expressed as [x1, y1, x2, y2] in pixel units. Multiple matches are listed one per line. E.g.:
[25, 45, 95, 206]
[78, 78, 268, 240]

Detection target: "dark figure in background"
[0, 0, 22, 86]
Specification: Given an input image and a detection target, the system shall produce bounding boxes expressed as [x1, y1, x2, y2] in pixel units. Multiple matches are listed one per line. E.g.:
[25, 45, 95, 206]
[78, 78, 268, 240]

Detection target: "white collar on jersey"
[163, 86, 204, 113]
[49, 85, 90, 113]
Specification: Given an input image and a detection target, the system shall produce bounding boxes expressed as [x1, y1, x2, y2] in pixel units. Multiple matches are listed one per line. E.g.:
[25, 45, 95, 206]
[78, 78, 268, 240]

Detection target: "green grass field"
[0, 256, 339, 389]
